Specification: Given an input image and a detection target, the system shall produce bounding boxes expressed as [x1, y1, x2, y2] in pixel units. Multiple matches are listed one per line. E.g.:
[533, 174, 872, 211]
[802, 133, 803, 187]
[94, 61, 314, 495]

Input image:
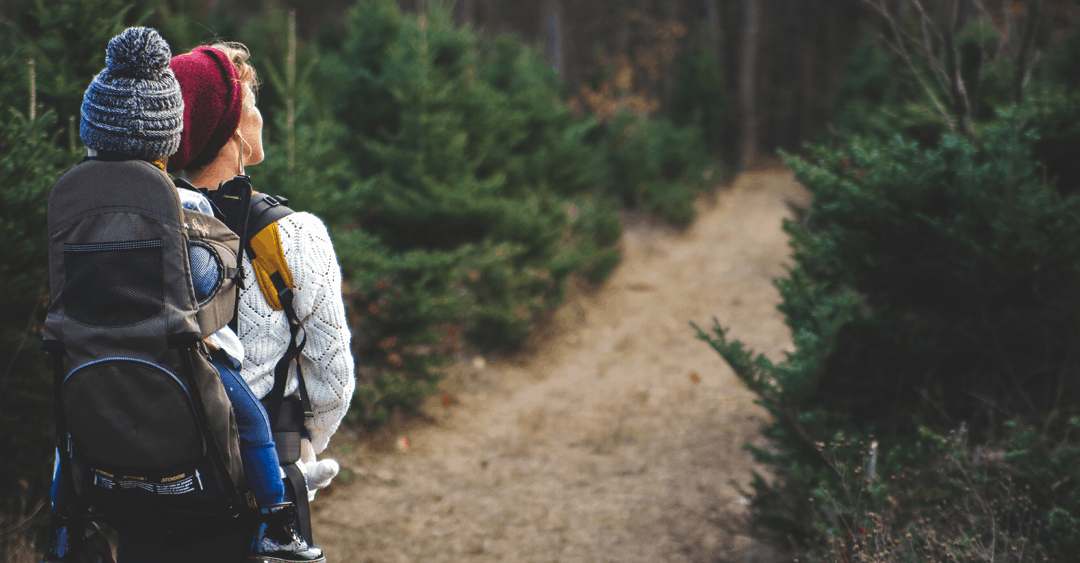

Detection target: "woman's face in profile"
[240, 84, 264, 167]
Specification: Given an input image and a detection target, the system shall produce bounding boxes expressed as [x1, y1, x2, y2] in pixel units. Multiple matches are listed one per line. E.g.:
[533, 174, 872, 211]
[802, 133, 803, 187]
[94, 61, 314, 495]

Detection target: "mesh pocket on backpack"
[188, 241, 223, 305]
[63, 239, 165, 327]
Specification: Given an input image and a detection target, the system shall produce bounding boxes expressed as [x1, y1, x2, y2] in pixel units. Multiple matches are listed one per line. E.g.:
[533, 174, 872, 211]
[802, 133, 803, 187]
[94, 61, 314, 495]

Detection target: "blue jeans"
[211, 355, 286, 507]
[51, 357, 286, 514]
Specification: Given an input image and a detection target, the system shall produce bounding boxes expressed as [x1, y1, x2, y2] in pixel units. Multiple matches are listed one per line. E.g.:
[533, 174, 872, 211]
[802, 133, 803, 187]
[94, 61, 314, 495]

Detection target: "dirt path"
[314, 169, 809, 563]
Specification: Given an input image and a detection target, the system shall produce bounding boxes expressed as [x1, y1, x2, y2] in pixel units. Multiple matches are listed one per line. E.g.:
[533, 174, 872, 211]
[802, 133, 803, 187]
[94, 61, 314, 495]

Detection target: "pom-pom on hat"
[167, 46, 244, 173]
[80, 27, 184, 160]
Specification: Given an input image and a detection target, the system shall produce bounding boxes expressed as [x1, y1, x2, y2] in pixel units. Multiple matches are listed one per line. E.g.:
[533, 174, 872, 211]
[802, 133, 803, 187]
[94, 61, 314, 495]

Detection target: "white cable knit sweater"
[236, 212, 355, 455]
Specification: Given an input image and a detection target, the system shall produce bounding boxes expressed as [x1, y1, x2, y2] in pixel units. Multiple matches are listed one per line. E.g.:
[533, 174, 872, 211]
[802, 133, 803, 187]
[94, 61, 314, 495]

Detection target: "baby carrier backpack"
[209, 177, 316, 543]
[43, 158, 246, 529]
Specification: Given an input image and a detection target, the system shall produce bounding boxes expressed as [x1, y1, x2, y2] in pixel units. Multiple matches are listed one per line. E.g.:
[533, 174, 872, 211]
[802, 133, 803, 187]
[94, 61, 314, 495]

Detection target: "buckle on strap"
[262, 195, 289, 208]
[42, 339, 66, 354]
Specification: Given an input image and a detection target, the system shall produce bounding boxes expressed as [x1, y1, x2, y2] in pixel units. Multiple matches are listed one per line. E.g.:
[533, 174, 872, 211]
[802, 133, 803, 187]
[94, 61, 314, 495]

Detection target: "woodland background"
[5, 0, 1080, 561]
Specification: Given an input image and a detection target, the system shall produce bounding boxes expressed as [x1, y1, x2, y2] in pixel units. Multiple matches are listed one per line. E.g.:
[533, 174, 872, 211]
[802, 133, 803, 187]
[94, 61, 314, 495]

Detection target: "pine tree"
[0, 108, 78, 503]
[695, 114, 1080, 545]
[0, 0, 134, 143]
[0, 0, 127, 508]
[669, 27, 730, 163]
[316, 0, 622, 423]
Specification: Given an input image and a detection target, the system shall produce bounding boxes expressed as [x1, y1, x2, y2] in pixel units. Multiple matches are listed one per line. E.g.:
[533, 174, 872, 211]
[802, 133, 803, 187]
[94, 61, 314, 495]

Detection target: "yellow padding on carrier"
[248, 222, 294, 311]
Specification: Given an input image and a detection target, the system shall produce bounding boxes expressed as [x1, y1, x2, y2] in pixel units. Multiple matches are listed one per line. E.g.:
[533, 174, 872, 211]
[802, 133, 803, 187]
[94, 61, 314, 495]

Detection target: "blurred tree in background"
[0, 0, 947, 558]
[0, 0, 732, 526]
[697, 1, 1080, 559]
[0, 110, 79, 558]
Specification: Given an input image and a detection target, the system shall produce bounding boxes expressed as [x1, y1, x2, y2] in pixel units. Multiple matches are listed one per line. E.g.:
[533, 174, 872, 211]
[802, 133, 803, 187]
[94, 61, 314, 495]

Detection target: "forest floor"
[313, 167, 809, 563]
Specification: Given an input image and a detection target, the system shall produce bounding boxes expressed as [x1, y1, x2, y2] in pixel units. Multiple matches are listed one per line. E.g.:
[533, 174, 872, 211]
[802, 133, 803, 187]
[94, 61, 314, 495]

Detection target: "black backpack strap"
[205, 177, 253, 315]
[260, 273, 314, 545]
[43, 340, 78, 516]
[244, 194, 294, 261]
[277, 273, 312, 420]
[170, 335, 244, 516]
[208, 176, 254, 248]
[243, 192, 308, 425]
[261, 272, 311, 433]
[173, 177, 200, 193]
[283, 463, 313, 544]
[240, 192, 315, 541]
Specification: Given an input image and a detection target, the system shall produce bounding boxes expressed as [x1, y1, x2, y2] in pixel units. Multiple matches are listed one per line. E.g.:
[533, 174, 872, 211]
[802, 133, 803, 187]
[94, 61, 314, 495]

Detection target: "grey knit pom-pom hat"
[80, 27, 184, 160]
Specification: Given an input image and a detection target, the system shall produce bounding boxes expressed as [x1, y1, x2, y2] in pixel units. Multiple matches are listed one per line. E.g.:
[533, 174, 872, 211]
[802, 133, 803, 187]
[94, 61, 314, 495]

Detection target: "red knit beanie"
[167, 46, 244, 173]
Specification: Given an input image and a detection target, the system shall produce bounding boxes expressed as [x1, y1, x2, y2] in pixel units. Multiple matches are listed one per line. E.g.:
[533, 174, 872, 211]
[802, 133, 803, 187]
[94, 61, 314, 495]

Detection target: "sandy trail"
[314, 169, 808, 563]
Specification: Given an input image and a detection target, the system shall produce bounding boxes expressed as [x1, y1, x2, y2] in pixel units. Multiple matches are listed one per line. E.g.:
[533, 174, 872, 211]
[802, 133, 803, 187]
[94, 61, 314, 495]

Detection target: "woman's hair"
[168, 41, 260, 175]
[206, 41, 260, 94]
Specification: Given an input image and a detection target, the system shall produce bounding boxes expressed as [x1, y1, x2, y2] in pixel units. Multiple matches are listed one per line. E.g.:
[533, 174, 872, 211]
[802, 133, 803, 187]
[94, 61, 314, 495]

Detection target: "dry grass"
[6, 170, 807, 563]
[309, 170, 805, 563]
[0, 491, 47, 563]
[803, 437, 1053, 563]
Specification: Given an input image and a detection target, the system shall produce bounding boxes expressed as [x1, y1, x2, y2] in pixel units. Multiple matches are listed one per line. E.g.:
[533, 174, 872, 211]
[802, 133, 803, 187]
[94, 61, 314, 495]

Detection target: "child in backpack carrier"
[42, 27, 324, 563]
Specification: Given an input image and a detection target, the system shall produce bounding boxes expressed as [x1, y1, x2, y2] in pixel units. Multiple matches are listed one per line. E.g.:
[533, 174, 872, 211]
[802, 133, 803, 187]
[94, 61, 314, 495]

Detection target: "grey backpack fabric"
[44, 159, 245, 524]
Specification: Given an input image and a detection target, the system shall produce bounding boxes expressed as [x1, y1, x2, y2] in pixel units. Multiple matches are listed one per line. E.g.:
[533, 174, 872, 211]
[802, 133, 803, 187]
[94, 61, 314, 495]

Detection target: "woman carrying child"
[42, 27, 352, 563]
[166, 39, 356, 559]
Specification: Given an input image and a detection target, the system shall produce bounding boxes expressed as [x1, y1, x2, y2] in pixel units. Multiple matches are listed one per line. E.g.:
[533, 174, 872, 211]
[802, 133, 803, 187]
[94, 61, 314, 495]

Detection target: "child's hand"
[299, 458, 339, 501]
[305, 459, 339, 489]
[298, 438, 339, 501]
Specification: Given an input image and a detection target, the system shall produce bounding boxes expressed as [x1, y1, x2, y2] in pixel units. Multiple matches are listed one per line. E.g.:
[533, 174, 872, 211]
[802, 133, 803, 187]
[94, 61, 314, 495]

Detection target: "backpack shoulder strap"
[246, 193, 295, 312]
[245, 193, 313, 422]
[244, 193, 317, 544]
[247, 193, 294, 247]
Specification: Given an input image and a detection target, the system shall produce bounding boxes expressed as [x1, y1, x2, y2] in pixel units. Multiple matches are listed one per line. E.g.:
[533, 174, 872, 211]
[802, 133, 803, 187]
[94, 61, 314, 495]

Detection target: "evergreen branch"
[0, 282, 47, 396]
[978, 304, 1039, 417]
[691, 319, 837, 474]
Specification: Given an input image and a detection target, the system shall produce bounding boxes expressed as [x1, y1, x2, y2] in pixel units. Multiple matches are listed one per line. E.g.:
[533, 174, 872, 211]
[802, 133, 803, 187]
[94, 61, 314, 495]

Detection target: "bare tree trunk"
[827, 0, 841, 109]
[707, 0, 723, 162]
[800, 1, 816, 146]
[861, 0, 963, 135]
[560, 0, 573, 84]
[460, 0, 474, 26]
[27, 58, 35, 121]
[286, 9, 296, 173]
[617, 0, 631, 58]
[1013, 0, 1037, 104]
[740, 0, 761, 172]
[706, 0, 721, 61]
[1003, 0, 1014, 53]
[943, 0, 973, 136]
[482, 0, 495, 32]
[541, 0, 565, 76]
[661, 0, 680, 107]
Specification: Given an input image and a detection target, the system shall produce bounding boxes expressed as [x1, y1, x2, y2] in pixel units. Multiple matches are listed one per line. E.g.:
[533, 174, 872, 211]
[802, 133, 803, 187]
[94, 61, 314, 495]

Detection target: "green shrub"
[314, 0, 622, 423]
[476, 35, 610, 200]
[0, 0, 133, 143]
[827, 20, 1013, 148]
[694, 114, 1080, 548]
[827, 26, 946, 147]
[669, 33, 731, 161]
[0, 109, 78, 503]
[1024, 86, 1080, 195]
[603, 113, 710, 227]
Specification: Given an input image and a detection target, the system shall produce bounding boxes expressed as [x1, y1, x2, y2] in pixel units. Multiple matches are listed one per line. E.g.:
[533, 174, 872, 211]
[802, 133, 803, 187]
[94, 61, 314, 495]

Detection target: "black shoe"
[41, 512, 83, 563]
[247, 503, 325, 563]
